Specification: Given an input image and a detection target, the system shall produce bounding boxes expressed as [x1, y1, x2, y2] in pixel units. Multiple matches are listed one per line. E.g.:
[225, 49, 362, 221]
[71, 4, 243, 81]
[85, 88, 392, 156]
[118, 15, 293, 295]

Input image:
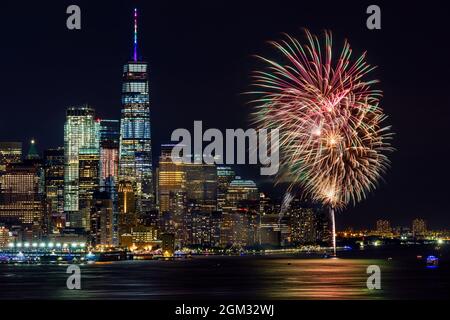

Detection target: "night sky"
[0, 0, 449, 229]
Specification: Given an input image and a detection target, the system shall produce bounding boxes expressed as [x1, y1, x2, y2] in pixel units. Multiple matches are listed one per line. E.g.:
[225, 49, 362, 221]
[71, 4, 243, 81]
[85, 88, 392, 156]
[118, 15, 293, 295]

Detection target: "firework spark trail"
[250, 29, 393, 216]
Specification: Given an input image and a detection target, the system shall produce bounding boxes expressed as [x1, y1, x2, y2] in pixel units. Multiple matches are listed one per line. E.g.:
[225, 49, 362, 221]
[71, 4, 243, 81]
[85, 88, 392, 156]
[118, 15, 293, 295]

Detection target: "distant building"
[161, 233, 175, 257]
[0, 225, 10, 248]
[376, 219, 392, 237]
[412, 218, 427, 238]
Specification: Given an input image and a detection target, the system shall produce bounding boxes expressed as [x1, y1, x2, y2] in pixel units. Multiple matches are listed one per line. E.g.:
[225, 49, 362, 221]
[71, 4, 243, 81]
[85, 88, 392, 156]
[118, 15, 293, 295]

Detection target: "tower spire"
[133, 8, 138, 61]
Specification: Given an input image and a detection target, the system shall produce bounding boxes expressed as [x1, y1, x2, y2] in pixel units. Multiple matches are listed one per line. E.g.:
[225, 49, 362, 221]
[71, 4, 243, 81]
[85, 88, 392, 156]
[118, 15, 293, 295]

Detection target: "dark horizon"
[1, 0, 449, 229]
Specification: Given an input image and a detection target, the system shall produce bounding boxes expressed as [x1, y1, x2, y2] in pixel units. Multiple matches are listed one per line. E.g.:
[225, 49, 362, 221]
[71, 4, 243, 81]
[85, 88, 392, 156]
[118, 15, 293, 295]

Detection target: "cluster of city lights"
[6, 242, 86, 249]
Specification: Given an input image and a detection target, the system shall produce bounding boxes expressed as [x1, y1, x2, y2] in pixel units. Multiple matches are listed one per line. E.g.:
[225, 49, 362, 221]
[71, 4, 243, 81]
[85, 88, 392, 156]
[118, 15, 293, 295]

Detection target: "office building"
[0, 163, 44, 229]
[43, 148, 65, 233]
[217, 166, 235, 210]
[64, 106, 100, 229]
[119, 9, 155, 214]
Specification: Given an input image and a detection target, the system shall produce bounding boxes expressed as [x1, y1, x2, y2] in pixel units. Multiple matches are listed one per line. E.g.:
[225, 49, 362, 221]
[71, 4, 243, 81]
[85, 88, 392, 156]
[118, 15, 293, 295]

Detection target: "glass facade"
[99, 119, 120, 183]
[64, 106, 100, 229]
[119, 61, 154, 213]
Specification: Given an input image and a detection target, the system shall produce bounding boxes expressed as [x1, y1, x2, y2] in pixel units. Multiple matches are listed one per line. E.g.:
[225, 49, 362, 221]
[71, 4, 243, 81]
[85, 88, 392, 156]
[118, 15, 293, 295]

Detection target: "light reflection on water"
[0, 252, 448, 299]
[260, 258, 385, 299]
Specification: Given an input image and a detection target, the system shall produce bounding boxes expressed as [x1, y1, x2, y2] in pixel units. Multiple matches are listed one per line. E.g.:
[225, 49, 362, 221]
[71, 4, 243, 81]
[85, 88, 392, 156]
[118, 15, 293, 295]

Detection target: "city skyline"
[2, 2, 450, 305]
[1, 1, 450, 229]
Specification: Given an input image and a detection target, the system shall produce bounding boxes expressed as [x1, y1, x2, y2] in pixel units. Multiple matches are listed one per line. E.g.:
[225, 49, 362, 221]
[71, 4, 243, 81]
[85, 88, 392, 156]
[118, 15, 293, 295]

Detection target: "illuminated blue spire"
[133, 8, 138, 61]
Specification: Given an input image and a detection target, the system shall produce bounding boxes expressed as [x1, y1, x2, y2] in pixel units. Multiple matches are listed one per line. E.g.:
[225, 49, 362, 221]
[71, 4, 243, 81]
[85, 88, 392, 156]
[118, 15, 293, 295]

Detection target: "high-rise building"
[217, 166, 235, 210]
[0, 142, 22, 172]
[99, 119, 120, 184]
[158, 144, 186, 214]
[98, 119, 120, 245]
[43, 148, 65, 233]
[90, 190, 115, 246]
[78, 151, 100, 231]
[224, 177, 259, 211]
[184, 162, 217, 212]
[0, 225, 10, 248]
[119, 9, 155, 214]
[0, 163, 44, 230]
[118, 180, 137, 241]
[157, 145, 187, 247]
[64, 106, 100, 229]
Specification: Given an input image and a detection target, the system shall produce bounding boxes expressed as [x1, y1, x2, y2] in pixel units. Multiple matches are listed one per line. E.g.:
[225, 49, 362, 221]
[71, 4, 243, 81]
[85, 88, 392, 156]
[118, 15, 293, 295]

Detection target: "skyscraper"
[98, 119, 120, 245]
[216, 166, 235, 210]
[158, 144, 187, 247]
[64, 106, 100, 229]
[158, 145, 186, 211]
[119, 8, 154, 214]
[184, 162, 217, 212]
[99, 119, 120, 184]
[43, 148, 65, 233]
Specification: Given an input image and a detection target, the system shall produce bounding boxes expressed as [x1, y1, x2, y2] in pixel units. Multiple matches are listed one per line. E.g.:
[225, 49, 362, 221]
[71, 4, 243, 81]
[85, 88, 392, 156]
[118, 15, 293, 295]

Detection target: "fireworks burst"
[250, 30, 393, 254]
[250, 29, 393, 211]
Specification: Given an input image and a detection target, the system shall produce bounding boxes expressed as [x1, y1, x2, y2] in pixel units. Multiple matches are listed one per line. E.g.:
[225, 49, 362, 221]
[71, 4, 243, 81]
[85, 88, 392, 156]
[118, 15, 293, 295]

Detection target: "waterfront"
[1, 246, 449, 300]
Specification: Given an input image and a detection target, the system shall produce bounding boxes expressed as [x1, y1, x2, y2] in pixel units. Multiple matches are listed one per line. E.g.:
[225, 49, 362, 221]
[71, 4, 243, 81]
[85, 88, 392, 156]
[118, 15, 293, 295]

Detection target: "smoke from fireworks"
[250, 29, 393, 211]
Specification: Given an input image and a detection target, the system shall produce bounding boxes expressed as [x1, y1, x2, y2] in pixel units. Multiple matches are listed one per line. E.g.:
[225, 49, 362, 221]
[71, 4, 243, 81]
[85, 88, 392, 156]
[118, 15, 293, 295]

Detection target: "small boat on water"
[426, 255, 439, 267]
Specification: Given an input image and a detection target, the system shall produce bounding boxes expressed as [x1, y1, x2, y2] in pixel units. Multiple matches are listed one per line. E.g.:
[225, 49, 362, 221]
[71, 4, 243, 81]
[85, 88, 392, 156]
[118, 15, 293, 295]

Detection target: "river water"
[1, 246, 449, 299]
